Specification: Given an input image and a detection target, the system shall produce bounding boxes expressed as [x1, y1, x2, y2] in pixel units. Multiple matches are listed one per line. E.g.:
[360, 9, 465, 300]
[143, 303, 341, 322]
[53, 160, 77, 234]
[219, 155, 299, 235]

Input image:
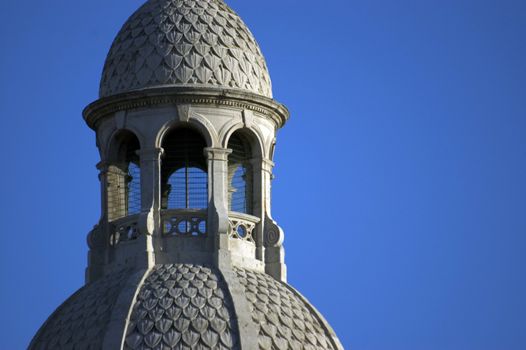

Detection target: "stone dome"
[32, 1, 343, 349]
[100, 0, 273, 98]
[30, 264, 342, 349]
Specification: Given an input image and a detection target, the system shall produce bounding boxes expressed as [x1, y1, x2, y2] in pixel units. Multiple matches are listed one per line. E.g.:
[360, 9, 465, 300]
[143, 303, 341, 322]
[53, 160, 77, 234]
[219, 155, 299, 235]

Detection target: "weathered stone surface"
[31, 264, 342, 349]
[235, 268, 338, 350]
[30, 269, 131, 350]
[124, 264, 240, 349]
[32, 0, 345, 348]
[100, 0, 272, 98]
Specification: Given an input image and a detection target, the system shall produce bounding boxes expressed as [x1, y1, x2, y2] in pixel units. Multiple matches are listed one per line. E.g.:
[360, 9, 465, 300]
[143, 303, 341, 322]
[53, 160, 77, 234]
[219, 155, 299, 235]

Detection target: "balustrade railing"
[110, 214, 140, 245]
[161, 209, 207, 237]
[108, 211, 258, 245]
[228, 212, 260, 243]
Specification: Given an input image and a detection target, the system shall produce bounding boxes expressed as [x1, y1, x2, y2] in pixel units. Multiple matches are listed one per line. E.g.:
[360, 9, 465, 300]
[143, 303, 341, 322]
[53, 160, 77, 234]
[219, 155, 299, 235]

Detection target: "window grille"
[107, 132, 141, 220]
[228, 133, 253, 214]
[161, 128, 208, 210]
[127, 162, 141, 214]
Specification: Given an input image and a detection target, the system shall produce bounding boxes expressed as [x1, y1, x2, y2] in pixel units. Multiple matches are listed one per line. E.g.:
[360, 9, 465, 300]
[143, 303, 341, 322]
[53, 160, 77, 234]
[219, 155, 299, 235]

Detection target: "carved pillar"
[137, 147, 163, 268]
[204, 147, 232, 268]
[261, 159, 287, 282]
[97, 161, 110, 223]
[251, 157, 265, 262]
[261, 159, 276, 215]
[86, 161, 112, 283]
[138, 148, 163, 231]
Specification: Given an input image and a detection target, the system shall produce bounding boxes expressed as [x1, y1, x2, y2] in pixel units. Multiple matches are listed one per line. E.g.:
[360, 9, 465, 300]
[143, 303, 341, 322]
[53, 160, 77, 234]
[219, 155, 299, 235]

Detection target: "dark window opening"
[161, 128, 208, 210]
[107, 131, 141, 220]
[228, 132, 253, 214]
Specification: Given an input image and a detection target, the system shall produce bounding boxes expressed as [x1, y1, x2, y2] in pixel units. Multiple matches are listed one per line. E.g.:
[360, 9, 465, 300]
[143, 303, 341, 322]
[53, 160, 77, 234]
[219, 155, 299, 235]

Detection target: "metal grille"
[161, 128, 208, 210]
[107, 132, 141, 221]
[228, 133, 253, 214]
[127, 162, 141, 214]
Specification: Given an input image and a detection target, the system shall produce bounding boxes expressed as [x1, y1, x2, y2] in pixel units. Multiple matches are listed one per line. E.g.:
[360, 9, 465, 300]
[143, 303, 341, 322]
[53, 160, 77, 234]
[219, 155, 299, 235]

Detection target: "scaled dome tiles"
[31, 265, 341, 349]
[100, 0, 273, 98]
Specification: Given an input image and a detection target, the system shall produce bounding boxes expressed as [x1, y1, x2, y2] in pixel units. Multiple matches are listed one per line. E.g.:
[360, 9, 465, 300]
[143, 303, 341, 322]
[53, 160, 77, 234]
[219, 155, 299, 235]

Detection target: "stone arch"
[159, 126, 208, 210]
[155, 116, 218, 150]
[226, 128, 264, 215]
[106, 128, 143, 162]
[105, 129, 142, 220]
[222, 123, 264, 160]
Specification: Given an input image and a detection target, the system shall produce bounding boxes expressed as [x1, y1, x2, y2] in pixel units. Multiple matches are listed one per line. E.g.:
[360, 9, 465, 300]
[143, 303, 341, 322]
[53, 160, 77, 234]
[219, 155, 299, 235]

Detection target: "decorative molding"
[189, 112, 219, 146]
[218, 119, 243, 148]
[87, 224, 105, 249]
[115, 111, 127, 129]
[242, 109, 254, 128]
[264, 217, 284, 248]
[83, 87, 289, 131]
[177, 104, 191, 122]
[204, 147, 232, 161]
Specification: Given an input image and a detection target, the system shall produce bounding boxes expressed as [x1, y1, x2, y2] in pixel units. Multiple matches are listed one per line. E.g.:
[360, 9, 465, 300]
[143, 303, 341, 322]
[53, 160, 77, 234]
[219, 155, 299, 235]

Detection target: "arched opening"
[228, 131, 254, 214]
[161, 127, 208, 210]
[107, 130, 141, 221]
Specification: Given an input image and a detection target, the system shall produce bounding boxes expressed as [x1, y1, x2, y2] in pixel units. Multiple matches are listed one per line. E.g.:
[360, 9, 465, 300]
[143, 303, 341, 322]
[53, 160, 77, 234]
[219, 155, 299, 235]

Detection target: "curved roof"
[30, 264, 342, 349]
[29, 269, 132, 349]
[100, 0, 273, 98]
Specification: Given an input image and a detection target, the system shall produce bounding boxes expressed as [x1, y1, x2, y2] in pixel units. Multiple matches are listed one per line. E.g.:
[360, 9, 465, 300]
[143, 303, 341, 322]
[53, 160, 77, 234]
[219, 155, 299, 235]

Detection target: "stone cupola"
[30, 1, 344, 349]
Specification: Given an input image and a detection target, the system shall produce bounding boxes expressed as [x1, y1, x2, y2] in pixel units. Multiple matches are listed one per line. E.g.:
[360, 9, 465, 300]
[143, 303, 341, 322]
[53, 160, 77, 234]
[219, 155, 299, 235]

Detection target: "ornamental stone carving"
[235, 268, 340, 350]
[124, 264, 239, 349]
[32, 265, 344, 349]
[100, 0, 273, 98]
[30, 269, 132, 349]
[31, 0, 344, 348]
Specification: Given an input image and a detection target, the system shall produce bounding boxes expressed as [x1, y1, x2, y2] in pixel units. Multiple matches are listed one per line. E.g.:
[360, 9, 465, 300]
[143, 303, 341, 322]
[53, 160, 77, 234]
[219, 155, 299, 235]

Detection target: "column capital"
[138, 147, 164, 161]
[204, 147, 232, 161]
[261, 158, 275, 173]
[96, 161, 110, 172]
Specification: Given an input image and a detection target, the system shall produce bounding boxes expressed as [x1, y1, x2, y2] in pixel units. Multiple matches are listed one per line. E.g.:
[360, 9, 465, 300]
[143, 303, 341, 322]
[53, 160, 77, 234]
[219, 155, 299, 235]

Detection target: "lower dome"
[125, 265, 238, 349]
[235, 268, 338, 350]
[30, 264, 342, 349]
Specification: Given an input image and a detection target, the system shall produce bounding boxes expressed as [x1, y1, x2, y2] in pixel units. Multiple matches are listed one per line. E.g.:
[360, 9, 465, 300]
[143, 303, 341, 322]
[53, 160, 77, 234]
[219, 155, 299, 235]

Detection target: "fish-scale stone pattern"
[100, 0, 272, 98]
[125, 264, 239, 349]
[235, 268, 336, 350]
[30, 269, 131, 350]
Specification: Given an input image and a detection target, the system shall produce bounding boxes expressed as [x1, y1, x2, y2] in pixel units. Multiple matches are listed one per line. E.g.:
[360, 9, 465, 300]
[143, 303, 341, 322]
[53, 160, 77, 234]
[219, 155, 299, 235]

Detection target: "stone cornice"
[204, 147, 232, 161]
[83, 87, 290, 130]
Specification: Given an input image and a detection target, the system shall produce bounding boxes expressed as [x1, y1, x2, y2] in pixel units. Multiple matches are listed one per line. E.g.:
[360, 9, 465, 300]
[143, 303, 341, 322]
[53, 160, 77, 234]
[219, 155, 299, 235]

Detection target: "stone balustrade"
[228, 212, 260, 243]
[161, 209, 207, 237]
[110, 214, 140, 245]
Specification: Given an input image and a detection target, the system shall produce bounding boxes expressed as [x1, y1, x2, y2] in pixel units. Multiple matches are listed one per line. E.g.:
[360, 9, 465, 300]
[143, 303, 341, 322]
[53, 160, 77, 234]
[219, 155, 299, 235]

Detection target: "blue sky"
[1, 0, 526, 349]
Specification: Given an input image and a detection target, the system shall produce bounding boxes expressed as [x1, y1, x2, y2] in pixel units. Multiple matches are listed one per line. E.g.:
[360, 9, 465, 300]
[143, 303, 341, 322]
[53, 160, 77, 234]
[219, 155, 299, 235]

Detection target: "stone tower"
[30, 0, 344, 349]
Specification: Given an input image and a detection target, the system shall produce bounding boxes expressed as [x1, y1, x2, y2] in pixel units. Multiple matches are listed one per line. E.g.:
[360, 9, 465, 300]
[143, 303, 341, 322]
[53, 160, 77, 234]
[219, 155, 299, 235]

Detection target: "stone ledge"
[83, 86, 290, 130]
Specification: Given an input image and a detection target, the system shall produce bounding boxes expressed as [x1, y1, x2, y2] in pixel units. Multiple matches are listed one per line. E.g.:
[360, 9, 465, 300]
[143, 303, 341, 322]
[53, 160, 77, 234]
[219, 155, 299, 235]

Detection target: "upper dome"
[100, 0, 273, 98]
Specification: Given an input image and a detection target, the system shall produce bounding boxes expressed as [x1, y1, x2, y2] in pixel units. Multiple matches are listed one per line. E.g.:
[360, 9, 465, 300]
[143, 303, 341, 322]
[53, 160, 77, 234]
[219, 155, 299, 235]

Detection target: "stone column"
[85, 161, 112, 283]
[261, 159, 287, 282]
[204, 147, 232, 268]
[136, 147, 163, 268]
[250, 157, 265, 262]
[96, 161, 110, 223]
